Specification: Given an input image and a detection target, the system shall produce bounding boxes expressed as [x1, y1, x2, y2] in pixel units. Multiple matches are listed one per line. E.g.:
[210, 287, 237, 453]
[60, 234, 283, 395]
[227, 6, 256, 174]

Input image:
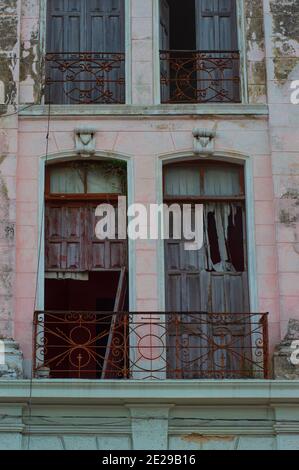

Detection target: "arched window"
[163, 160, 248, 312]
[43, 160, 128, 378]
[163, 160, 252, 378]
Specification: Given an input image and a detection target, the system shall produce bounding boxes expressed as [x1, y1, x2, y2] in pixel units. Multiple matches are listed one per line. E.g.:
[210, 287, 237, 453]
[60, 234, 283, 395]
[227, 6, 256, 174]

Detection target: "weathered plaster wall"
[0, 1, 21, 338]
[131, 0, 154, 104]
[15, 113, 279, 361]
[0, 0, 297, 373]
[245, 0, 268, 103]
[0, 380, 299, 450]
[19, 0, 42, 104]
[17, 0, 270, 107]
[0, 0, 19, 109]
[263, 0, 299, 337]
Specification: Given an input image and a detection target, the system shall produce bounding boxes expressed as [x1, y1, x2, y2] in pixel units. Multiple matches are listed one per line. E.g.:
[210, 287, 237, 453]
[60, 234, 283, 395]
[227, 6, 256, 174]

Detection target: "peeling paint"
[250, 61, 267, 84]
[271, 0, 299, 41]
[245, 3, 267, 103]
[271, 0, 299, 82]
[20, 30, 44, 103]
[0, 54, 17, 105]
[182, 433, 235, 444]
[246, 16, 265, 51]
[279, 189, 299, 228]
[0, 155, 7, 166]
[0, 1, 18, 51]
[245, 0, 264, 18]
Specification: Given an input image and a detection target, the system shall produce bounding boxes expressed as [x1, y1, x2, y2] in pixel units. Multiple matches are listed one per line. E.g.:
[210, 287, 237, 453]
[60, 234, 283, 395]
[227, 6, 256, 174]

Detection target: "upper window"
[46, 161, 127, 198]
[160, 0, 241, 103]
[45, 0, 125, 105]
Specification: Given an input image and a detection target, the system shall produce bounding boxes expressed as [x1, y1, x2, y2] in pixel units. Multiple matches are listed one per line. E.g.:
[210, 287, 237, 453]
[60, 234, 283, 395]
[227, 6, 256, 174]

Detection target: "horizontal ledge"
[0, 380, 298, 405]
[19, 104, 269, 118]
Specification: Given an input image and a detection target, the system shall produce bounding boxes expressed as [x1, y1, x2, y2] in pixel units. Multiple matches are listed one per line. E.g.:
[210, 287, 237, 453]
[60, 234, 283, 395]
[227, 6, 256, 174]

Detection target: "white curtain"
[50, 166, 84, 193]
[87, 166, 122, 193]
[204, 203, 239, 272]
[204, 166, 240, 196]
[165, 165, 201, 196]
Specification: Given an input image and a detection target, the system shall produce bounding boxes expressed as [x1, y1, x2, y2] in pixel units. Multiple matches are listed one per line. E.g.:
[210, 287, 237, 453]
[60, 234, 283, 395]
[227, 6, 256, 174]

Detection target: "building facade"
[0, 0, 299, 450]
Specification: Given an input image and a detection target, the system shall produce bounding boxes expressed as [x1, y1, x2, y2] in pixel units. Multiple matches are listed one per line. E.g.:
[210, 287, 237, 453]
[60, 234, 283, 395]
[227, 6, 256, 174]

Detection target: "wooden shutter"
[47, 0, 125, 52]
[86, 0, 125, 103]
[87, 204, 127, 270]
[165, 202, 250, 378]
[46, 203, 127, 272]
[195, 0, 239, 102]
[86, 0, 124, 52]
[46, 0, 125, 103]
[46, 204, 86, 271]
[195, 0, 238, 51]
[46, 0, 85, 104]
[102, 267, 128, 379]
[47, 0, 84, 53]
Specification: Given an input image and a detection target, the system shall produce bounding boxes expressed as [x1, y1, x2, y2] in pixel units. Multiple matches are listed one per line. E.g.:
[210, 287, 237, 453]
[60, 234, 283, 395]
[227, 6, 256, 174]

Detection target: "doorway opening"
[43, 160, 129, 379]
[159, 0, 240, 103]
[163, 159, 253, 378]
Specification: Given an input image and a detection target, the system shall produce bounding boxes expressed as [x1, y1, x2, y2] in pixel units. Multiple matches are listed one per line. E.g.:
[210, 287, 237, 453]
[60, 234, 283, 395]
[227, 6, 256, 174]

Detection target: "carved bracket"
[74, 127, 96, 158]
[192, 128, 216, 157]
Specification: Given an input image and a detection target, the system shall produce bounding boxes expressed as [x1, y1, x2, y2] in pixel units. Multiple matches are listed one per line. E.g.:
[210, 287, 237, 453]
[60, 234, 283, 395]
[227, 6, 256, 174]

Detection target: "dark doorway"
[45, 271, 123, 312]
[169, 0, 196, 50]
[43, 160, 129, 379]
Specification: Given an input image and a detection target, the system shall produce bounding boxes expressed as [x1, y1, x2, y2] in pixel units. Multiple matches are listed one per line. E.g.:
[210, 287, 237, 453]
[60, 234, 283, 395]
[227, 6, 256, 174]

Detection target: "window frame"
[40, 0, 132, 105]
[163, 160, 245, 203]
[153, 0, 248, 105]
[45, 161, 126, 202]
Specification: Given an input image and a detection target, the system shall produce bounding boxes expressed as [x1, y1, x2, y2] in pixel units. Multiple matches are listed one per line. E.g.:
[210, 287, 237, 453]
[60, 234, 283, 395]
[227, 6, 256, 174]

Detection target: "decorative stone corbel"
[74, 126, 96, 158]
[273, 319, 299, 379]
[0, 337, 23, 380]
[192, 128, 216, 156]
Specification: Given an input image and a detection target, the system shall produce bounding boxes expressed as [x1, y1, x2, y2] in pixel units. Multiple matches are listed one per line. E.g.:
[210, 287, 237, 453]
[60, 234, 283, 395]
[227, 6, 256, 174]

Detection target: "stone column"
[263, 0, 299, 342]
[127, 404, 173, 450]
[0, 0, 21, 342]
[131, 0, 154, 105]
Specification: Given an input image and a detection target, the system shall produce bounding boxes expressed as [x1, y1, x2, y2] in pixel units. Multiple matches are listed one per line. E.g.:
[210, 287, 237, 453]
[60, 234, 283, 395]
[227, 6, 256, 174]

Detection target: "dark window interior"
[45, 271, 124, 311]
[169, 0, 196, 50]
[207, 206, 245, 272]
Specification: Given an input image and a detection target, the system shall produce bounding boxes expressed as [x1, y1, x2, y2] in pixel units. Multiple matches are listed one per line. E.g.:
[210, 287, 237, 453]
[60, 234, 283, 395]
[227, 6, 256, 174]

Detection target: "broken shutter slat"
[101, 267, 128, 379]
[114, 266, 127, 312]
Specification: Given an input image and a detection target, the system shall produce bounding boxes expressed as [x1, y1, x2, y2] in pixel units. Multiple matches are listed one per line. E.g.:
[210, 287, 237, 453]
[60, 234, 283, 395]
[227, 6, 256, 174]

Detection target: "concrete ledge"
[19, 104, 269, 118]
[0, 380, 298, 404]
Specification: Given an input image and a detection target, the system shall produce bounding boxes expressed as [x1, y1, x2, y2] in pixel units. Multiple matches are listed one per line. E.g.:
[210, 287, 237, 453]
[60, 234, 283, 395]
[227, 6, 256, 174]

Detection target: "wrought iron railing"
[45, 52, 125, 104]
[33, 311, 269, 380]
[160, 50, 241, 104]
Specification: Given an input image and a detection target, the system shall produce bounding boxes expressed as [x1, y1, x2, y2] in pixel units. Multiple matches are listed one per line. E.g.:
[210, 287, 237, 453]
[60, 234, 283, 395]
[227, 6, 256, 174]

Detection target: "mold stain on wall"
[0, 1, 19, 107]
[0, 153, 14, 337]
[270, 0, 299, 83]
[20, 29, 44, 103]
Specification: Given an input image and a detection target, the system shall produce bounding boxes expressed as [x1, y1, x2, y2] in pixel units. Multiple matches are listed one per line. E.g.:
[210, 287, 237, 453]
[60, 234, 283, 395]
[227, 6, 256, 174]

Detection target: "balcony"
[33, 311, 269, 380]
[160, 50, 241, 104]
[45, 52, 125, 105]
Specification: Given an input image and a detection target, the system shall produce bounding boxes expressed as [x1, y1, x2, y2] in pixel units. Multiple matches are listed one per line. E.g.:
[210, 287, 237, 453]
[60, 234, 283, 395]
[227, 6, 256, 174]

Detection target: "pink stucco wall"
[0, 0, 298, 370]
[15, 114, 279, 359]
